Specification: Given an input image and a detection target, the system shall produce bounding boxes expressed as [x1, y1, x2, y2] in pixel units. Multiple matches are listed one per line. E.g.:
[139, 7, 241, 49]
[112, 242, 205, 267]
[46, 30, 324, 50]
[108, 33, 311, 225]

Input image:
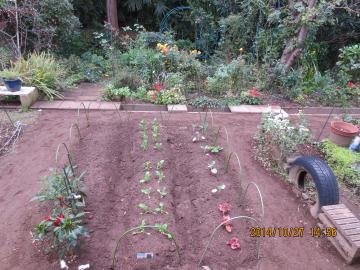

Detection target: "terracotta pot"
[330, 121, 359, 147]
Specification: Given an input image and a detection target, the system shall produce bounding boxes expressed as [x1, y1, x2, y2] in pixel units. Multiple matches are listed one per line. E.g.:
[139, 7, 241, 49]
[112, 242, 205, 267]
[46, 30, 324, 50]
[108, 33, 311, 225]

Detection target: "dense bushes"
[321, 139, 360, 193]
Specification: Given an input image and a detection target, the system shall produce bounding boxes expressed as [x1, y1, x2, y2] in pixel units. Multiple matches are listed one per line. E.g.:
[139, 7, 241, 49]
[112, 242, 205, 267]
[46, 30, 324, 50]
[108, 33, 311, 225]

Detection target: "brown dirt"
[0, 110, 359, 270]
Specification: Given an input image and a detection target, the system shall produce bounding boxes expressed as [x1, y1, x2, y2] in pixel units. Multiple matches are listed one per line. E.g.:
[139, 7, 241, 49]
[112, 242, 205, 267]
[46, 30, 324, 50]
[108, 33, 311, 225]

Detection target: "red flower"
[249, 87, 260, 97]
[222, 215, 233, 233]
[45, 216, 52, 222]
[218, 202, 231, 215]
[53, 214, 64, 226]
[154, 82, 164, 92]
[53, 218, 61, 227]
[227, 237, 241, 250]
[348, 81, 354, 89]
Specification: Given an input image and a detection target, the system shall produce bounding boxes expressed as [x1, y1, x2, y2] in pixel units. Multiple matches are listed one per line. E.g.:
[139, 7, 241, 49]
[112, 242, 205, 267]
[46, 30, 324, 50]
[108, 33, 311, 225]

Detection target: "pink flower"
[222, 215, 233, 233]
[227, 237, 241, 250]
[218, 202, 231, 215]
[348, 81, 354, 89]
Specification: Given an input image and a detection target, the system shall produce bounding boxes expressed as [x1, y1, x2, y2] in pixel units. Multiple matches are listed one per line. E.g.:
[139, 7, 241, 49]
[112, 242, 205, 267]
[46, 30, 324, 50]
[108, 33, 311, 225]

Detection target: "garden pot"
[3, 79, 22, 92]
[329, 121, 359, 147]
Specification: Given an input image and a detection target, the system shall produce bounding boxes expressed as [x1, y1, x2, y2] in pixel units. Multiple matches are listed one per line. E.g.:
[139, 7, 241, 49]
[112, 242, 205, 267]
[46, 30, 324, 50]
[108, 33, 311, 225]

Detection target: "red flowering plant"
[240, 87, 261, 105]
[34, 208, 89, 258]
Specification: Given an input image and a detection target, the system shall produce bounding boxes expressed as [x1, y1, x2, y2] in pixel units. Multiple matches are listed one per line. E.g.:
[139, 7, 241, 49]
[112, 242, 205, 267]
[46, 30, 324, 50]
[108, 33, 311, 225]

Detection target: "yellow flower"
[239, 48, 244, 52]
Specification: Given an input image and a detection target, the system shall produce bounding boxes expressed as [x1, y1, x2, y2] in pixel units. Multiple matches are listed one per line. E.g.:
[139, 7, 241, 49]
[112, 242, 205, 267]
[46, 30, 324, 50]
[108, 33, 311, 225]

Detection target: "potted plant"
[0, 69, 22, 92]
[330, 120, 359, 147]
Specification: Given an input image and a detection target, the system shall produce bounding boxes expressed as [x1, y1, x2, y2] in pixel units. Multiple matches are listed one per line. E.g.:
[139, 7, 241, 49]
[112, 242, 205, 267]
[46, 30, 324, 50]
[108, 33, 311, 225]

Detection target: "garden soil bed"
[0, 110, 359, 270]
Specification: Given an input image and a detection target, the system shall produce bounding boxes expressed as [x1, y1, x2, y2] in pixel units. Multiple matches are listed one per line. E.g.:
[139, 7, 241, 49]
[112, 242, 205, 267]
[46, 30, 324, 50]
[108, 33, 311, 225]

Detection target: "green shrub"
[157, 87, 186, 105]
[11, 52, 66, 99]
[102, 85, 131, 101]
[188, 96, 227, 110]
[320, 139, 360, 192]
[132, 86, 148, 101]
[337, 44, 360, 82]
[118, 48, 163, 83]
[256, 112, 312, 162]
[112, 68, 142, 90]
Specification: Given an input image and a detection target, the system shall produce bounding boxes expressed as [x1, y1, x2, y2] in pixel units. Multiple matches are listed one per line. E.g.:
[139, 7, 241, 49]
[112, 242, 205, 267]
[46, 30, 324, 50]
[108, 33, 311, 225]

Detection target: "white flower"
[192, 137, 197, 142]
[201, 136, 206, 140]
[60, 260, 69, 269]
[211, 168, 218, 175]
[78, 264, 90, 270]
[211, 188, 218, 193]
[73, 194, 82, 199]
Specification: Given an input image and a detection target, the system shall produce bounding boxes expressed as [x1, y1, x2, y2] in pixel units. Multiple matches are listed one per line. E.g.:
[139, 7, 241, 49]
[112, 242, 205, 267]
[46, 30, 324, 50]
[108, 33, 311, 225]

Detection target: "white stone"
[167, 104, 187, 112]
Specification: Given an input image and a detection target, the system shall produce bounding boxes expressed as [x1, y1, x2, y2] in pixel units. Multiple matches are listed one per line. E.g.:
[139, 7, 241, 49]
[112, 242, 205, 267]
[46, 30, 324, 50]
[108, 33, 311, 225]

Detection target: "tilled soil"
[0, 110, 358, 270]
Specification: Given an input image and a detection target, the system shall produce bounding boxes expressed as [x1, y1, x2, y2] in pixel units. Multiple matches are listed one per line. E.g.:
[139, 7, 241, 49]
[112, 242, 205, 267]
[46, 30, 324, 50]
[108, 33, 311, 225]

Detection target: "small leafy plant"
[152, 118, 159, 143]
[155, 202, 167, 214]
[156, 170, 165, 182]
[138, 203, 151, 214]
[155, 223, 173, 239]
[157, 160, 165, 170]
[202, 145, 223, 154]
[139, 120, 148, 151]
[154, 142, 162, 150]
[157, 187, 168, 198]
[139, 171, 151, 184]
[141, 188, 152, 198]
[133, 219, 147, 235]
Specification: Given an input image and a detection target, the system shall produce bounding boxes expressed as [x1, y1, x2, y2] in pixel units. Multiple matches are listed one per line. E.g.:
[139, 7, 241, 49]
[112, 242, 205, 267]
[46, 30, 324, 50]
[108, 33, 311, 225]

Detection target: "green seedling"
[155, 202, 167, 214]
[154, 142, 162, 150]
[141, 188, 152, 198]
[138, 203, 151, 214]
[139, 119, 147, 131]
[157, 187, 168, 198]
[157, 160, 165, 170]
[156, 170, 165, 182]
[133, 219, 147, 235]
[155, 223, 173, 239]
[144, 161, 152, 170]
[202, 145, 223, 154]
[140, 171, 151, 184]
[152, 118, 159, 142]
[141, 133, 148, 151]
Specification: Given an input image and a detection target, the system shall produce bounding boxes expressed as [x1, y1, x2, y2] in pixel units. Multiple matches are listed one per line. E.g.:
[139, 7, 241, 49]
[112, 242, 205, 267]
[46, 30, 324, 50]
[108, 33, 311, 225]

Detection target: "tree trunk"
[106, 0, 119, 32]
[280, 0, 318, 73]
